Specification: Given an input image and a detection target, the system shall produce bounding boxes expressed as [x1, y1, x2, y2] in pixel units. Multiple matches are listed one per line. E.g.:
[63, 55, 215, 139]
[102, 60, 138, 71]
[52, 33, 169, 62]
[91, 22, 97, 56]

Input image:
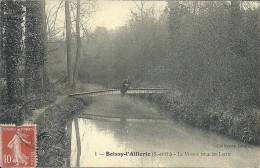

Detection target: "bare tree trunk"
[193, 1, 198, 14]
[65, 0, 73, 86]
[140, 1, 144, 24]
[72, 0, 81, 88]
[230, 0, 241, 41]
[74, 118, 81, 167]
[41, 0, 48, 94]
[4, 0, 23, 105]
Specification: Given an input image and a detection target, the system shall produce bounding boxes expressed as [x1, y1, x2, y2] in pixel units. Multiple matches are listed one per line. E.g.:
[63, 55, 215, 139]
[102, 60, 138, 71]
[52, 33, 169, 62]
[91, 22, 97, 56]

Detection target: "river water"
[70, 96, 260, 167]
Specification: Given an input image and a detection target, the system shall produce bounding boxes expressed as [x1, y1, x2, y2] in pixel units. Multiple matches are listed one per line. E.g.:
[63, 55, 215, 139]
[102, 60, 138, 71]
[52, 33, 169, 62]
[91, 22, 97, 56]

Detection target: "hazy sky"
[92, 1, 167, 29]
[46, 0, 167, 32]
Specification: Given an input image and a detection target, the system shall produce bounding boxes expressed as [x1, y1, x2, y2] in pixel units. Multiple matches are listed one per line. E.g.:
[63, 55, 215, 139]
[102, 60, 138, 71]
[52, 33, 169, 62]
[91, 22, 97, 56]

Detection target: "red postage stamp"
[0, 124, 36, 168]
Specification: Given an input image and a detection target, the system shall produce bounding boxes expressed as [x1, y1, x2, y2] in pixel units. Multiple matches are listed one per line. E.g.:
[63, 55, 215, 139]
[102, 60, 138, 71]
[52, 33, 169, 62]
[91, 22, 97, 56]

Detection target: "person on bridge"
[120, 78, 131, 96]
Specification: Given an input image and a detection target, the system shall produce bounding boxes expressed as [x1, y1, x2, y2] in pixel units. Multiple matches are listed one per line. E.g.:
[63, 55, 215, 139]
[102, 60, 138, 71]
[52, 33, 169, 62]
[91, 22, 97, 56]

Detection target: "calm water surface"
[70, 96, 260, 167]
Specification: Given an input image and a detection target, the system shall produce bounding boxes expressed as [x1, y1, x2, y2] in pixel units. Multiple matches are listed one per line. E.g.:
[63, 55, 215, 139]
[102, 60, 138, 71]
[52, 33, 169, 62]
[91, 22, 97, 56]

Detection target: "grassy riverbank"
[36, 96, 85, 167]
[35, 83, 102, 167]
[147, 92, 260, 145]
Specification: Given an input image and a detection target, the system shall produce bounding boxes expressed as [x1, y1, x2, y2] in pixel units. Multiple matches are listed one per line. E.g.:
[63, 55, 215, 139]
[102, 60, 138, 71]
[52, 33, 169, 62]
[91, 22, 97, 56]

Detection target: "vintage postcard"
[0, 0, 259, 167]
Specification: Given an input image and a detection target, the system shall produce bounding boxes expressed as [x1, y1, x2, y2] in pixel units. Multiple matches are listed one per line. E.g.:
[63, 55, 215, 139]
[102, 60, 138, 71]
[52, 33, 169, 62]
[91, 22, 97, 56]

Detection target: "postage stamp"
[0, 124, 36, 168]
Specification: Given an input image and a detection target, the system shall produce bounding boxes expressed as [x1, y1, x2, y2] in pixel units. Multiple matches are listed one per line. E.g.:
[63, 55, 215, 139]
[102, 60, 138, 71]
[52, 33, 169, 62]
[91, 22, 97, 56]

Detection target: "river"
[70, 95, 260, 167]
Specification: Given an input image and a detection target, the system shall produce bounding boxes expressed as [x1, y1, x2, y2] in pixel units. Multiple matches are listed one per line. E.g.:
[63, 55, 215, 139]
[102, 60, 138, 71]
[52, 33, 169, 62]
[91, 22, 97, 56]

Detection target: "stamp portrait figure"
[7, 128, 32, 166]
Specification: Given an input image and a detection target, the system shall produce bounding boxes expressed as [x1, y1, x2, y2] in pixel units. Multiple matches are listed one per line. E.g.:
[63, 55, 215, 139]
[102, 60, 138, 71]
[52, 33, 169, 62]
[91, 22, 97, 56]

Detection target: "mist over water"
[71, 95, 260, 167]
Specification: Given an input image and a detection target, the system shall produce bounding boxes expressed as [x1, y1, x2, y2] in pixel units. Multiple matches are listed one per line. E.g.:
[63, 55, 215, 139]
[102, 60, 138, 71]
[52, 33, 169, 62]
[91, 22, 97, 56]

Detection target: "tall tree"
[3, 0, 23, 105]
[72, 0, 82, 88]
[192, 1, 198, 14]
[41, 0, 48, 94]
[65, 0, 73, 86]
[24, 0, 46, 97]
[0, 2, 4, 77]
[230, 0, 241, 43]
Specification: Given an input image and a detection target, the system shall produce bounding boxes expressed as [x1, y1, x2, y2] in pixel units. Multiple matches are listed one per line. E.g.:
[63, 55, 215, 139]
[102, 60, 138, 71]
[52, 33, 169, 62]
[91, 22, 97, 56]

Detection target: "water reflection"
[71, 117, 260, 167]
[70, 95, 260, 167]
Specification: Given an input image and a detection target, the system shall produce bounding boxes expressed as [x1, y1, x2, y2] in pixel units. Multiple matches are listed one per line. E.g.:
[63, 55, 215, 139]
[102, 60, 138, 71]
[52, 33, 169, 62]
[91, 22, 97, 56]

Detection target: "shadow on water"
[69, 95, 260, 167]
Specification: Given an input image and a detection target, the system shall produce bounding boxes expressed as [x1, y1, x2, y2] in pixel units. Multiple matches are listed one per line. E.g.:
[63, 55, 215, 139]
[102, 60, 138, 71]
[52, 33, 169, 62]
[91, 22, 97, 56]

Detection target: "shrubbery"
[153, 92, 259, 144]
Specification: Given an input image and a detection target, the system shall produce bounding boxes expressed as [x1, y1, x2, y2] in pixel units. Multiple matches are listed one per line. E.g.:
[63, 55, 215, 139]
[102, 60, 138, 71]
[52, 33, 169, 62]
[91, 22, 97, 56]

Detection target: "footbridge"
[68, 88, 169, 97]
[68, 88, 171, 123]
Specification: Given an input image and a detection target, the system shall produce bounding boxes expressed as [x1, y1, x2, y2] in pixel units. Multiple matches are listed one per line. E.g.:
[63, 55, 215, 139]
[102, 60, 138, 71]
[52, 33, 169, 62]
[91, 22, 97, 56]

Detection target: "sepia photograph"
[0, 0, 259, 167]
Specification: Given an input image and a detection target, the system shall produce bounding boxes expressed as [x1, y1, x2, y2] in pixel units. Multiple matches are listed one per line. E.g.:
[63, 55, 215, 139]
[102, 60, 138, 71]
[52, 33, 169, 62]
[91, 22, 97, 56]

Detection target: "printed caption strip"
[0, 124, 36, 168]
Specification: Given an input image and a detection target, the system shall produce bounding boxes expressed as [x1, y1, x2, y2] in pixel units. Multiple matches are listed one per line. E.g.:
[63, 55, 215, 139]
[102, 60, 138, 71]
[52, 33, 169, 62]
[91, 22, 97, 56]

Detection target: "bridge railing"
[68, 88, 169, 97]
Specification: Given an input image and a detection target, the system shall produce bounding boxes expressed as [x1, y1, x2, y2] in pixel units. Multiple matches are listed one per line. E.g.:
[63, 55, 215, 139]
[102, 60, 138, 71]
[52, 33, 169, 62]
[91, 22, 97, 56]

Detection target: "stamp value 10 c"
[0, 124, 36, 168]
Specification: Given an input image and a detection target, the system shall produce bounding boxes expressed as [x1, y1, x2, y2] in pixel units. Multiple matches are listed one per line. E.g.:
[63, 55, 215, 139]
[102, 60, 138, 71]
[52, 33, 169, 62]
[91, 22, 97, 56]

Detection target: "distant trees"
[108, 4, 170, 86]
[166, 1, 260, 109]
[75, 1, 259, 112]
[164, 1, 260, 142]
